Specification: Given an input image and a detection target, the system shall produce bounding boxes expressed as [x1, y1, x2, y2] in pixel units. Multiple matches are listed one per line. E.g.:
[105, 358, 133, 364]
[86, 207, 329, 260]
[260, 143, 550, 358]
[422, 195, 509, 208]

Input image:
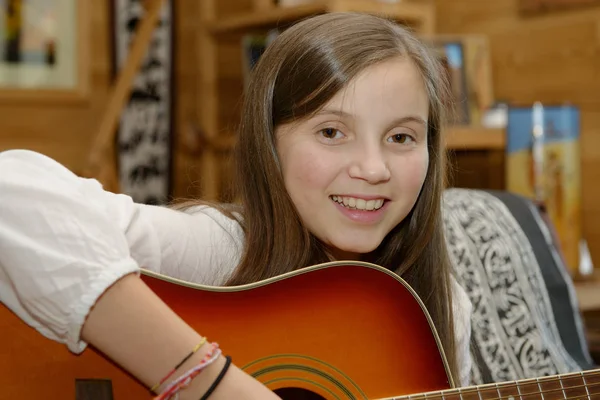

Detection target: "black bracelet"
[199, 355, 232, 400]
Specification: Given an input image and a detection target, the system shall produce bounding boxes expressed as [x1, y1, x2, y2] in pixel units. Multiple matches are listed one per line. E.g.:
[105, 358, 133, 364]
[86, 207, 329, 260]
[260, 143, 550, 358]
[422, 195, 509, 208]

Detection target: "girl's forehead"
[318, 59, 429, 119]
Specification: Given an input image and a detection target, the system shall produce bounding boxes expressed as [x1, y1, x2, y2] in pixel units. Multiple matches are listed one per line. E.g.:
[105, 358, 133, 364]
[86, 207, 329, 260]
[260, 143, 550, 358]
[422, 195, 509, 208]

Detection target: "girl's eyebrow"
[315, 108, 352, 119]
[387, 115, 428, 128]
[317, 108, 427, 128]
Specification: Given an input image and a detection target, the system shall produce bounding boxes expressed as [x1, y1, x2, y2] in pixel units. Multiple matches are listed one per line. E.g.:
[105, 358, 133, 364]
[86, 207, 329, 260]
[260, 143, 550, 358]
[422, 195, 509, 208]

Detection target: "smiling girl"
[0, 12, 471, 399]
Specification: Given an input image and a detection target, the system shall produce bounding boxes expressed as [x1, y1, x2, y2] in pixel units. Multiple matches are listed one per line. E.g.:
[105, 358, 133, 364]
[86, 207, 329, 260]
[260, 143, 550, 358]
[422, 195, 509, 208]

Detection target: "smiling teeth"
[331, 196, 385, 211]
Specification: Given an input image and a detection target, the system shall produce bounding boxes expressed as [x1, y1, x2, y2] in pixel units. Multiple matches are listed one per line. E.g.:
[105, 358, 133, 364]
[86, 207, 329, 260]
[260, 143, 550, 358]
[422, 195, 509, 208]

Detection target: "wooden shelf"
[445, 127, 505, 150]
[207, 0, 435, 34]
[575, 274, 600, 312]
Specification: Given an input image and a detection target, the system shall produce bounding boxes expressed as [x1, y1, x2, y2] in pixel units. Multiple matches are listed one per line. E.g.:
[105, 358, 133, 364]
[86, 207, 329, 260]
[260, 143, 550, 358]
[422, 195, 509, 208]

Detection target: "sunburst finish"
[0, 261, 453, 399]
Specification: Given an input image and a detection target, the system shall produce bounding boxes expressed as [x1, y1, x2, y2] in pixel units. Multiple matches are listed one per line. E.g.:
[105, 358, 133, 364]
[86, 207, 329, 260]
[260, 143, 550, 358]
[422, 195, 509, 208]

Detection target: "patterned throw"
[442, 188, 583, 385]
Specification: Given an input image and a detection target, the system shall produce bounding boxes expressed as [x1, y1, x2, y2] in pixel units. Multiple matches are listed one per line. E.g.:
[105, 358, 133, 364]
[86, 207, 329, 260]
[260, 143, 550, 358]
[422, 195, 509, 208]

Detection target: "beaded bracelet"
[153, 342, 221, 400]
[151, 337, 208, 393]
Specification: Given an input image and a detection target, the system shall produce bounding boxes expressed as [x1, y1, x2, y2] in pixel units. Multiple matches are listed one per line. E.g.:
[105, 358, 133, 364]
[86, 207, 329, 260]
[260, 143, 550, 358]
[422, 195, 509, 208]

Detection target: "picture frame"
[109, 0, 175, 205]
[0, 0, 89, 103]
[432, 40, 470, 125]
[421, 34, 495, 127]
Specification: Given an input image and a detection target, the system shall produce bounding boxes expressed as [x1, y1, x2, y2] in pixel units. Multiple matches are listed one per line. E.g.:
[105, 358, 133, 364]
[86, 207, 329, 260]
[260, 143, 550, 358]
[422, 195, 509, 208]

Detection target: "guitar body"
[0, 261, 453, 399]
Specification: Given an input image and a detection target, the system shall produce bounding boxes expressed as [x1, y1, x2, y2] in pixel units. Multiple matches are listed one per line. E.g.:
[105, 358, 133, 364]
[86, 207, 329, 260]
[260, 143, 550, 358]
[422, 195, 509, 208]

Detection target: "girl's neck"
[329, 248, 362, 262]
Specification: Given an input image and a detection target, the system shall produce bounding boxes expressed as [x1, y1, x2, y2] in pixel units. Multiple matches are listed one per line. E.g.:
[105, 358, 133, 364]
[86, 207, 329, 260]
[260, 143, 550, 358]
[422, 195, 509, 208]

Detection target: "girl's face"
[276, 57, 430, 260]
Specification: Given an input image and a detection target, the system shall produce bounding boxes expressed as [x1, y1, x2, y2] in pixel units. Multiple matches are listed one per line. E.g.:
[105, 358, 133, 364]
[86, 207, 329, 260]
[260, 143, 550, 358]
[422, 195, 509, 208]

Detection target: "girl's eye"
[388, 133, 414, 144]
[319, 128, 344, 140]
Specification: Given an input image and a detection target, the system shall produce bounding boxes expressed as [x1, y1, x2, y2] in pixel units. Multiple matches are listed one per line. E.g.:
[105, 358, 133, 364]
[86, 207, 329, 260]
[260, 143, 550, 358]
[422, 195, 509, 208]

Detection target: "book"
[506, 103, 582, 273]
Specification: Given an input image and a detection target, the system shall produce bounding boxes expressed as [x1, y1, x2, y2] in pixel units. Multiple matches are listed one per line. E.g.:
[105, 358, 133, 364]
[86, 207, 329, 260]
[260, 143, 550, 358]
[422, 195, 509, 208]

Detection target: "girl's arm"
[83, 273, 279, 399]
[0, 150, 278, 398]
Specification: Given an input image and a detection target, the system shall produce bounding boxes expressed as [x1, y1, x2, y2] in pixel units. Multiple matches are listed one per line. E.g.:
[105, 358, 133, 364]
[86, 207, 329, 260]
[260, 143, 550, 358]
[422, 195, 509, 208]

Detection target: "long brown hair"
[179, 12, 458, 382]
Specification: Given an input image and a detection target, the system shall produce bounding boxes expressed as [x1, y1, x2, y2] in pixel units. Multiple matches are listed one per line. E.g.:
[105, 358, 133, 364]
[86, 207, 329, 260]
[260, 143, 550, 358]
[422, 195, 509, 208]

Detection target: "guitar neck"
[388, 369, 600, 400]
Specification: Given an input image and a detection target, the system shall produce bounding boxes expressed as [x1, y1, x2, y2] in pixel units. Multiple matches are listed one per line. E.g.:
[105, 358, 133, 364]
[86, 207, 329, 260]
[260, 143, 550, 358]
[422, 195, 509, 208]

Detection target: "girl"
[0, 11, 472, 400]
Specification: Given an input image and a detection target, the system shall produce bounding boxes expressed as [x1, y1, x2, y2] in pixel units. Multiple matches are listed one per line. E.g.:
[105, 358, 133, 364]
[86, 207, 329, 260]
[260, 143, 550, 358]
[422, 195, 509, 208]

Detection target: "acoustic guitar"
[0, 261, 598, 399]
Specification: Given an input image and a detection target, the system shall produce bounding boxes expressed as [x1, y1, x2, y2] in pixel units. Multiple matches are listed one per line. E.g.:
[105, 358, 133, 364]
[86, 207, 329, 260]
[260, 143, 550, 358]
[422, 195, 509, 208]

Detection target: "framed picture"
[110, 0, 174, 205]
[520, 0, 600, 14]
[425, 39, 470, 125]
[422, 34, 495, 127]
[0, 0, 89, 103]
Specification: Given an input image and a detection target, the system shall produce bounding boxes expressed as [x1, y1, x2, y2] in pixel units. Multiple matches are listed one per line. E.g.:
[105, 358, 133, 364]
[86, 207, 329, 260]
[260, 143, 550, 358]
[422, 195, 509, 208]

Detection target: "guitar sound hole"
[274, 387, 327, 400]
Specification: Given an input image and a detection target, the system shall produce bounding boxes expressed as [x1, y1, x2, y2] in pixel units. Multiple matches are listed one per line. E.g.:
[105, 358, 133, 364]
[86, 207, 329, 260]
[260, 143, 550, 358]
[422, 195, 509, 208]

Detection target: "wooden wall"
[2, 0, 599, 263]
[436, 0, 600, 264]
[171, 1, 204, 200]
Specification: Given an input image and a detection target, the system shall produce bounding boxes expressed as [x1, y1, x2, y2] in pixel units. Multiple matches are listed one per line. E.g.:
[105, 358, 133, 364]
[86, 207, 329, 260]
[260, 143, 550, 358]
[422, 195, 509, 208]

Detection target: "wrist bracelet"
[151, 337, 208, 393]
[199, 355, 232, 400]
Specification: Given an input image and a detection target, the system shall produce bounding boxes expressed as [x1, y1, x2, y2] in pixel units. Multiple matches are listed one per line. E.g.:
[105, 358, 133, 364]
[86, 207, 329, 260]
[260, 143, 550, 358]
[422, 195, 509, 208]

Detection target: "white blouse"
[0, 149, 473, 386]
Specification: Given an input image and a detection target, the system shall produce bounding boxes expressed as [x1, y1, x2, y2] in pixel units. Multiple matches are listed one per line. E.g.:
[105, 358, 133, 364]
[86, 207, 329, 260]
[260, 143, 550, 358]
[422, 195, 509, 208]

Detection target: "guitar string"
[396, 382, 599, 400]
[394, 373, 600, 400]
[397, 380, 600, 400]
[440, 379, 600, 400]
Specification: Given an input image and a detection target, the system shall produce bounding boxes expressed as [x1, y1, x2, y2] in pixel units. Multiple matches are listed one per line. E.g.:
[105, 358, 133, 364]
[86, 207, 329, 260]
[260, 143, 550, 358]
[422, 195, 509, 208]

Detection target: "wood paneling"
[448, 150, 505, 191]
[171, 0, 203, 200]
[436, 0, 600, 263]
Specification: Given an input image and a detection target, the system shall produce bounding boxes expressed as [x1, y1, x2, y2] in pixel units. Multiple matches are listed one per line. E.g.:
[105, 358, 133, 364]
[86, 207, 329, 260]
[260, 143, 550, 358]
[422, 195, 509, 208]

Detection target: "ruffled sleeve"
[0, 150, 243, 354]
[0, 150, 140, 353]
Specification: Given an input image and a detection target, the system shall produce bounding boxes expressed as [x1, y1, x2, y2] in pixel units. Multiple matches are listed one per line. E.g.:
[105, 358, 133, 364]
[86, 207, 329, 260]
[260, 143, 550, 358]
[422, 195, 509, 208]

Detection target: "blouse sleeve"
[0, 150, 242, 354]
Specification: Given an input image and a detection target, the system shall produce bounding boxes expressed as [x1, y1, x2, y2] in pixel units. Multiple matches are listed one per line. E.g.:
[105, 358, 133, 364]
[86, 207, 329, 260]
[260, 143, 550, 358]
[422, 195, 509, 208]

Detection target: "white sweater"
[0, 149, 473, 386]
